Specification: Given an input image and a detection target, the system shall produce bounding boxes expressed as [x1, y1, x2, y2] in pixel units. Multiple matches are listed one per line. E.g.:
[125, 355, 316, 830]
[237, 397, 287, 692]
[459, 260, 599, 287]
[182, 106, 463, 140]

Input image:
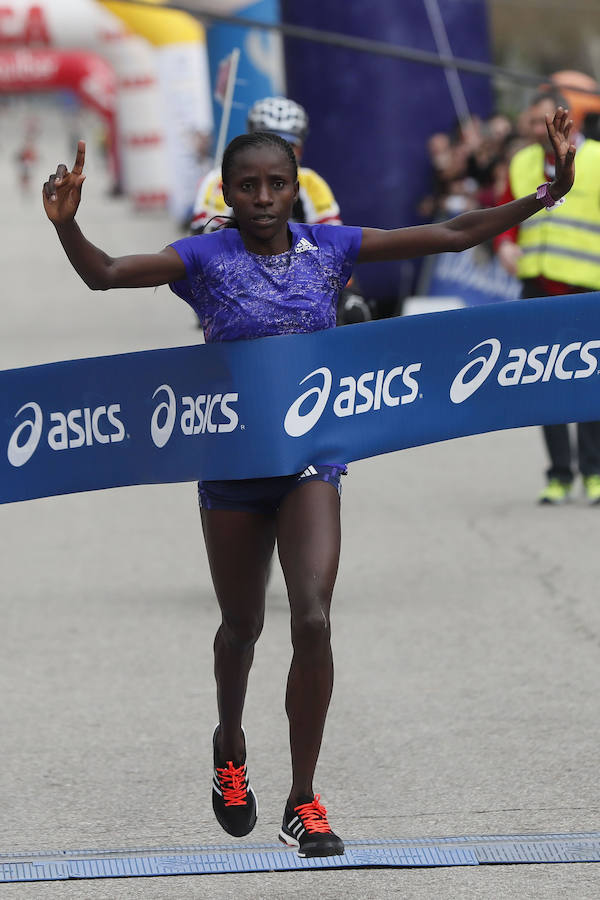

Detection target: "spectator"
[15, 126, 37, 195]
[419, 113, 516, 222]
[495, 88, 600, 505]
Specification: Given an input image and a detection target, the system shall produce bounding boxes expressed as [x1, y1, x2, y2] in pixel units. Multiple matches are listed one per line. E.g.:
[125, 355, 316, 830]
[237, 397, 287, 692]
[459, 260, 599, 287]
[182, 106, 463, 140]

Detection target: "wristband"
[536, 182, 565, 210]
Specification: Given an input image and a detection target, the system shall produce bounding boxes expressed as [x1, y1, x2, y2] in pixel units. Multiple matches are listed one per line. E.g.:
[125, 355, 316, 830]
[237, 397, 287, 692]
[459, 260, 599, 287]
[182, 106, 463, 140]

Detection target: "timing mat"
[2, 831, 600, 881]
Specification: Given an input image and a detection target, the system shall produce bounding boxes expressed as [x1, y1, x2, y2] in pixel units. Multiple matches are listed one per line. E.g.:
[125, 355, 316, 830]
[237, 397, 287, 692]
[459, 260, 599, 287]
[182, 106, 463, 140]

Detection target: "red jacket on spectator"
[494, 149, 579, 295]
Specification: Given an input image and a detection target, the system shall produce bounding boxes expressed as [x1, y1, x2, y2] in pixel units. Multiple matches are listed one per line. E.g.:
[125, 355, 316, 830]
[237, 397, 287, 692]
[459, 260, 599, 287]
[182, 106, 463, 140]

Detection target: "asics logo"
[151, 384, 177, 448]
[7, 401, 125, 467]
[7, 402, 43, 467]
[284, 367, 332, 437]
[150, 383, 239, 449]
[284, 363, 422, 437]
[450, 339, 501, 403]
[450, 337, 600, 404]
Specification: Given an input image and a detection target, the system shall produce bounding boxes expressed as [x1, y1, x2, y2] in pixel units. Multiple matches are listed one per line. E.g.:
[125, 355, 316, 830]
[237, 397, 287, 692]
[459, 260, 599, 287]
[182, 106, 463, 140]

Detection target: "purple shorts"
[198, 464, 347, 514]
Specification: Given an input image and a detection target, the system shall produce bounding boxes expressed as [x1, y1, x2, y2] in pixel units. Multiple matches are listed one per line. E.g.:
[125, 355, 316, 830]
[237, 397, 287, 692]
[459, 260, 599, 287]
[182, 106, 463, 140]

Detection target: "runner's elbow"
[87, 257, 125, 290]
[84, 270, 113, 291]
[434, 219, 468, 253]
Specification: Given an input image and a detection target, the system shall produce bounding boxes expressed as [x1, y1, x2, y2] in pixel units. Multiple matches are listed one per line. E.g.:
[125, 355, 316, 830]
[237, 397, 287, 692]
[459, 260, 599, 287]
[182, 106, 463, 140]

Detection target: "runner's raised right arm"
[42, 141, 186, 290]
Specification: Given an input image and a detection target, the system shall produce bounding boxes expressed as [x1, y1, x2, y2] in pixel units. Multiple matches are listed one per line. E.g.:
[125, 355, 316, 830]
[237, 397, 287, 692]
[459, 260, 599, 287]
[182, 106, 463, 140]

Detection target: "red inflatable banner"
[0, 48, 119, 180]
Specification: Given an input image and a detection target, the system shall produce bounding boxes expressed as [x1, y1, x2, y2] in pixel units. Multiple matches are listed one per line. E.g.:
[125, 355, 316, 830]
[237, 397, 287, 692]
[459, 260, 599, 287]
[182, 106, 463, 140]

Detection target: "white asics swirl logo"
[450, 337, 600, 403]
[150, 383, 240, 447]
[150, 384, 177, 448]
[450, 339, 501, 403]
[284, 362, 422, 437]
[284, 367, 332, 437]
[7, 400, 125, 466]
[7, 402, 43, 467]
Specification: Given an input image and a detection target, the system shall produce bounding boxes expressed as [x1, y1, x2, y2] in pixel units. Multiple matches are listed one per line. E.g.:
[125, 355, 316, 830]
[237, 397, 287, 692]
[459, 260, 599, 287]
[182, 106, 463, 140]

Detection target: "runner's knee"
[219, 610, 264, 651]
[290, 606, 331, 650]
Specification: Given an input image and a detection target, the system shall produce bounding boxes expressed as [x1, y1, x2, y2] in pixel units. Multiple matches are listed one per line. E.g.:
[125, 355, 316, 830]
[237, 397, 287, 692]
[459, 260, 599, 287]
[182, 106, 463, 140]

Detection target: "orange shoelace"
[294, 794, 332, 834]
[216, 761, 248, 807]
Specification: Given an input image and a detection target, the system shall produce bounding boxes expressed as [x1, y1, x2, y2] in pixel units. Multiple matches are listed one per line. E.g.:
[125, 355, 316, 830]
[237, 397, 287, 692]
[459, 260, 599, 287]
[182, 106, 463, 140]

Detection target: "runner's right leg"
[201, 508, 276, 834]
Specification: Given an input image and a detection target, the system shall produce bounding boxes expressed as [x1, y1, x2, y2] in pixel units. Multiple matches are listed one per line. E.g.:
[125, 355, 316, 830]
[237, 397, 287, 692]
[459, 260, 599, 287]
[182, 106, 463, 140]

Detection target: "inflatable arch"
[0, 48, 119, 185]
[0, 0, 213, 219]
[101, 0, 214, 222]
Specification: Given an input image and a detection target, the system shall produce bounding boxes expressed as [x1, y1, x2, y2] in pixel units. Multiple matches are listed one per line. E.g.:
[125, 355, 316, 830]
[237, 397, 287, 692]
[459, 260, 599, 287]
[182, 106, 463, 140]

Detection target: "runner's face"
[223, 146, 298, 250]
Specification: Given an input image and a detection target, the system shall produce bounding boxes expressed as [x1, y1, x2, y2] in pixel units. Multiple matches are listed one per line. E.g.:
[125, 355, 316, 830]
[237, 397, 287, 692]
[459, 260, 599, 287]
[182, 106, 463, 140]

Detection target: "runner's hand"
[546, 107, 576, 200]
[42, 141, 86, 224]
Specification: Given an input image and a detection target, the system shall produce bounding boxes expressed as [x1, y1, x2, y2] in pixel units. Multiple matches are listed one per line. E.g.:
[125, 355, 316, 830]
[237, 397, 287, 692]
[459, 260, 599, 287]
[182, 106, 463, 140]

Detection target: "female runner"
[42, 108, 575, 858]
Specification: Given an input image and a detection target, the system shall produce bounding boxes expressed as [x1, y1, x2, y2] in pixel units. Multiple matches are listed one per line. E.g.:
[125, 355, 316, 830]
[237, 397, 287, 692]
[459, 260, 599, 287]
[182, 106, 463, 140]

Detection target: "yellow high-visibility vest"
[510, 139, 600, 288]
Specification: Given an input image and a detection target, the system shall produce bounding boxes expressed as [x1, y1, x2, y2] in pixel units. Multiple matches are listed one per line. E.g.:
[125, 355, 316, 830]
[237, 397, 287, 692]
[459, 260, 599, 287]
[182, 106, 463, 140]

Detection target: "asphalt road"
[1, 101, 599, 899]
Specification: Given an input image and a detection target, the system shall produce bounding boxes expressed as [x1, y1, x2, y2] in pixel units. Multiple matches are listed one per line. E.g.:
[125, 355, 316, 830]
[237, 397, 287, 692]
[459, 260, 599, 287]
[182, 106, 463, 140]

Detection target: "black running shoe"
[278, 794, 344, 857]
[212, 726, 257, 837]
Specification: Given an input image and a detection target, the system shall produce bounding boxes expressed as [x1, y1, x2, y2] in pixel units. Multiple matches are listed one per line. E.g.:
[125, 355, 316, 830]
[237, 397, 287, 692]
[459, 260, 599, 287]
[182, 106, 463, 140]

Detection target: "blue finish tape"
[3, 292, 600, 504]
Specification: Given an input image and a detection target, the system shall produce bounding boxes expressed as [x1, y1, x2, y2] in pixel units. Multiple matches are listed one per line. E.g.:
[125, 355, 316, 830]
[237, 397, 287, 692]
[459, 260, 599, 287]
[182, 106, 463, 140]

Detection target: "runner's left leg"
[276, 480, 341, 804]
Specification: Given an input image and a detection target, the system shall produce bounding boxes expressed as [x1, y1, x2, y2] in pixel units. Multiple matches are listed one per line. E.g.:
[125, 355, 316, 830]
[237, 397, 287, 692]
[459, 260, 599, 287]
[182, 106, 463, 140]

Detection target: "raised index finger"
[72, 140, 86, 176]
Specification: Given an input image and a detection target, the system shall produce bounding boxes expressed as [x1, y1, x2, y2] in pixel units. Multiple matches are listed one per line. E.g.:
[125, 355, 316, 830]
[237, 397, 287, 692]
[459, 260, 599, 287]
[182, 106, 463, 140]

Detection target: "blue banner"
[282, 0, 493, 306]
[423, 246, 523, 306]
[205, 0, 284, 151]
[3, 293, 600, 504]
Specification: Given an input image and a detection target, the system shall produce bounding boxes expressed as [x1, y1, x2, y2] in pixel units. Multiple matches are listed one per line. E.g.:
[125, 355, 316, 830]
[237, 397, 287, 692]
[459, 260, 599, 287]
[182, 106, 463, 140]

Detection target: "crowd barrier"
[2, 292, 600, 504]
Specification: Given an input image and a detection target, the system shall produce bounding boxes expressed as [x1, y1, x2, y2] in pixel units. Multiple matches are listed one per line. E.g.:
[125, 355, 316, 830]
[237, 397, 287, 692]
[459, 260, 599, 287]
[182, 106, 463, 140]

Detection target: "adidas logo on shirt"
[294, 237, 318, 254]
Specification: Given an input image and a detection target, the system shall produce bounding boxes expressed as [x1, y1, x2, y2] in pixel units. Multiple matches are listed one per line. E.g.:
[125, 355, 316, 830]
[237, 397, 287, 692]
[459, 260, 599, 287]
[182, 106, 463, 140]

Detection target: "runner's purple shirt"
[169, 222, 362, 342]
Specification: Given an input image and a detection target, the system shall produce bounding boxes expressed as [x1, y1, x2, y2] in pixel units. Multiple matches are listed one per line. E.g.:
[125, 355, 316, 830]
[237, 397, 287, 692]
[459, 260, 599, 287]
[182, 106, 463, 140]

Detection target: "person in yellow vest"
[496, 89, 600, 505]
[189, 97, 371, 325]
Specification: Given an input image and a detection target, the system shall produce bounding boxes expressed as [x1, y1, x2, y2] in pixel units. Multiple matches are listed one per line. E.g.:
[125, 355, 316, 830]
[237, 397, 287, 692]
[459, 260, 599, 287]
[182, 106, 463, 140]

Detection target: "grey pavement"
[1, 101, 599, 898]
